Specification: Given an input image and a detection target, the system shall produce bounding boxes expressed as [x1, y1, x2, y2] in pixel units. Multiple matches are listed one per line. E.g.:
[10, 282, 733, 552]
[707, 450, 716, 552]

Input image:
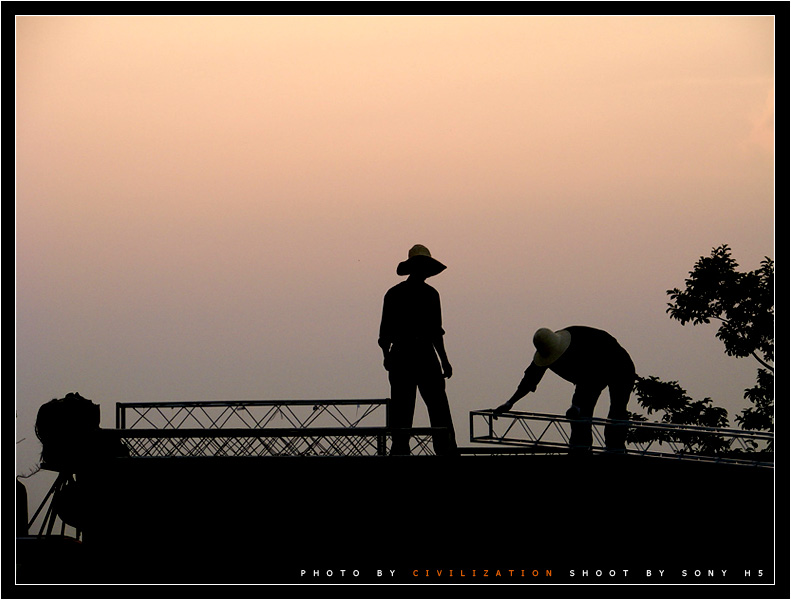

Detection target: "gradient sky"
[16, 16, 774, 496]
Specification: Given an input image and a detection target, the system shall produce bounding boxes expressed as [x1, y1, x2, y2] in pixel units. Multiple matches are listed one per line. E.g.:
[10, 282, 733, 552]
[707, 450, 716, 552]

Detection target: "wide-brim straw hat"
[533, 328, 571, 367]
[396, 244, 447, 277]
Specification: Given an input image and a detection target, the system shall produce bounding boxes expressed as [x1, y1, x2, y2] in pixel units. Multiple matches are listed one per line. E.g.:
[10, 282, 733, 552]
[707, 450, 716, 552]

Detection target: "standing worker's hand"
[441, 360, 453, 379]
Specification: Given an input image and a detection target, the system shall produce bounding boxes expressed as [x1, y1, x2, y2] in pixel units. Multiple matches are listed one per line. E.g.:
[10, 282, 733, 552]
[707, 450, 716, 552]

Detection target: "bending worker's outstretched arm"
[492, 362, 546, 413]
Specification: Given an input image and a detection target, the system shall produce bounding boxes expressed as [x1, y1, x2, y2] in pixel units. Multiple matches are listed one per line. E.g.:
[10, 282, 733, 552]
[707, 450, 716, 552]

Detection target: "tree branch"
[751, 351, 774, 372]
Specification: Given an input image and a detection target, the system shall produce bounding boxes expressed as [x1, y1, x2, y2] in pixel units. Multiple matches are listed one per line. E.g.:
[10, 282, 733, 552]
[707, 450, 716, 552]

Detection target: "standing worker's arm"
[378, 293, 394, 371]
[433, 335, 452, 379]
[431, 286, 452, 379]
[379, 338, 392, 371]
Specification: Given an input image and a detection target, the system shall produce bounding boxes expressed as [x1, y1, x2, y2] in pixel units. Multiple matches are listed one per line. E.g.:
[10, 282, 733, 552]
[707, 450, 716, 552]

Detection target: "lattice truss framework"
[117, 399, 387, 430]
[118, 428, 438, 457]
[115, 400, 441, 457]
[470, 410, 773, 466]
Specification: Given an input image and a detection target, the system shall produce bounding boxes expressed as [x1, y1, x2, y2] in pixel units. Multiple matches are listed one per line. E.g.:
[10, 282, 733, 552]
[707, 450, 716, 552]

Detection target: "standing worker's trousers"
[387, 347, 458, 456]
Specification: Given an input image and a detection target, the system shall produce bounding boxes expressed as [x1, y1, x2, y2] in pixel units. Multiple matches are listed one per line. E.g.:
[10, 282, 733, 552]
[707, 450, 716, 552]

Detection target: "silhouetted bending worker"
[494, 326, 635, 453]
[379, 245, 458, 456]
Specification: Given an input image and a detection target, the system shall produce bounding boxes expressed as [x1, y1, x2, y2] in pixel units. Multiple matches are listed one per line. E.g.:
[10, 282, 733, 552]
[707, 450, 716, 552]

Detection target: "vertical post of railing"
[116, 403, 125, 429]
[377, 433, 387, 456]
[385, 398, 391, 429]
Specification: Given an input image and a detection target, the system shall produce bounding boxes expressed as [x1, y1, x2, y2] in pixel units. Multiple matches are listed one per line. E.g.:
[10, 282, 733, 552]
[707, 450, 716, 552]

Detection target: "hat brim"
[396, 255, 447, 277]
[533, 329, 571, 367]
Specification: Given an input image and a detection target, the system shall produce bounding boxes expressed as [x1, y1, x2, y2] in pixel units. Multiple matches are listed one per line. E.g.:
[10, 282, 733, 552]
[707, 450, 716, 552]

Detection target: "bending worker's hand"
[492, 401, 514, 414]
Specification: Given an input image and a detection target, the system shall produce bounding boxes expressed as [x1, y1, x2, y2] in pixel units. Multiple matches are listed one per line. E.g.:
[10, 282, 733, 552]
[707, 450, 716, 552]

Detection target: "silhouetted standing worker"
[379, 245, 458, 456]
[494, 326, 635, 453]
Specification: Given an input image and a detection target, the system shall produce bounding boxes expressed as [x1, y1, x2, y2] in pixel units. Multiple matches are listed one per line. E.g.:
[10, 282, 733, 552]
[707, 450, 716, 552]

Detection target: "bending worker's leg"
[568, 384, 603, 453]
[604, 370, 635, 451]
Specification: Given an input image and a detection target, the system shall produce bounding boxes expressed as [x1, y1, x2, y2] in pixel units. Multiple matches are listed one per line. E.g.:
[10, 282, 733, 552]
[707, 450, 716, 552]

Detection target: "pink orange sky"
[16, 16, 774, 499]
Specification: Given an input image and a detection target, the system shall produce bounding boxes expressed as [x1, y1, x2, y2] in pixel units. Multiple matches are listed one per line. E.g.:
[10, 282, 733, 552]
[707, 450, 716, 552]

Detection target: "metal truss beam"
[114, 427, 443, 457]
[470, 410, 773, 467]
[116, 399, 388, 431]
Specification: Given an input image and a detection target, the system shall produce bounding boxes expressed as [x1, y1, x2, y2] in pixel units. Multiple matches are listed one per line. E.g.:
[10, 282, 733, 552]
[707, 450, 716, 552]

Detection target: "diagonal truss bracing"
[115, 427, 440, 457]
[116, 399, 388, 431]
[113, 400, 452, 457]
[470, 410, 773, 467]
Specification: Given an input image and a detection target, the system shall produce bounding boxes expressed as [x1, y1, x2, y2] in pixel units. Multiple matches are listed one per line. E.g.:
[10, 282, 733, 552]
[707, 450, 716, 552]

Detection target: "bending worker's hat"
[533, 328, 571, 367]
[397, 244, 447, 277]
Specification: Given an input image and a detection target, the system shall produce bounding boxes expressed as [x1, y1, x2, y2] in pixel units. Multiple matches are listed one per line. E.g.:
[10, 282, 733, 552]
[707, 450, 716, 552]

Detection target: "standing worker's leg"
[389, 370, 418, 455]
[418, 375, 458, 456]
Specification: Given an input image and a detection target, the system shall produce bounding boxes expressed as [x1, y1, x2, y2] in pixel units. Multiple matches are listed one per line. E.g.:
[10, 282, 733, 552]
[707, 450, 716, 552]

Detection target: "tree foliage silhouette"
[666, 244, 773, 432]
[632, 245, 774, 455]
[629, 375, 731, 455]
[667, 244, 774, 371]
